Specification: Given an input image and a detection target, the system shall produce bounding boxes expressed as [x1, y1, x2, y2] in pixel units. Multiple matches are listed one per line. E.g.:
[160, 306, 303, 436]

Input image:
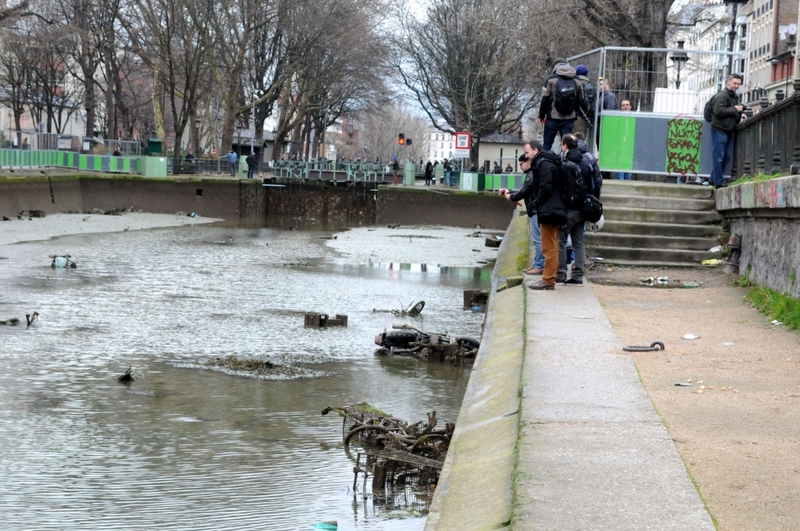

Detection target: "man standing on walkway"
[538, 60, 584, 152]
[710, 74, 745, 188]
[503, 140, 566, 290]
[557, 134, 591, 285]
[500, 152, 543, 275]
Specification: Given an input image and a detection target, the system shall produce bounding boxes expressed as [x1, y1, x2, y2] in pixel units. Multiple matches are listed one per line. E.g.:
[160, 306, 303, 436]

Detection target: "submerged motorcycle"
[374, 323, 480, 363]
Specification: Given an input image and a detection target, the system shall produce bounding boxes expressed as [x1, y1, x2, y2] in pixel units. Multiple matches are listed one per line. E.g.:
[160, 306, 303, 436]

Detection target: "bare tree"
[0, 27, 34, 143]
[396, 0, 540, 163]
[355, 103, 430, 163]
[266, 0, 391, 160]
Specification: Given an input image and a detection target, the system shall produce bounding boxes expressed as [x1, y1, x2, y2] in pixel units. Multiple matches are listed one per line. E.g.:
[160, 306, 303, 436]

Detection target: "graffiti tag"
[666, 117, 702, 176]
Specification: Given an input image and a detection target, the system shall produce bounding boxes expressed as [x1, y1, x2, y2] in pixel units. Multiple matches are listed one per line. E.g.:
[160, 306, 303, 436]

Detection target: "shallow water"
[0, 223, 491, 530]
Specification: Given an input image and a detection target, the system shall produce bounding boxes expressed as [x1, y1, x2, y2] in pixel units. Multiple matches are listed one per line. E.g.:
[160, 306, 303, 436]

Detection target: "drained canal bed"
[0, 220, 497, 530]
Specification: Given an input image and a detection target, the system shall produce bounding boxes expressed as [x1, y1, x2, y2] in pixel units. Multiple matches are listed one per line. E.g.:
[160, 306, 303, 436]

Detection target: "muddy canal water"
[0, 222, 496, 530]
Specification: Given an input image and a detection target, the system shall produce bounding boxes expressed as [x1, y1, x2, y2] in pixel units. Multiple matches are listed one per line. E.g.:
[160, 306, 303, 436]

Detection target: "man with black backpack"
[708, 74, 746, 188]
[556, 134, 592, 285]
[538, 59, 585, 152]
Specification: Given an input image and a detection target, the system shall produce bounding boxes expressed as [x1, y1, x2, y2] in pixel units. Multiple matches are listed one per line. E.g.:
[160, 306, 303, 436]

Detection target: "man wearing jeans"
[710, 74, 745, 188]
[500, 153, 544, 275]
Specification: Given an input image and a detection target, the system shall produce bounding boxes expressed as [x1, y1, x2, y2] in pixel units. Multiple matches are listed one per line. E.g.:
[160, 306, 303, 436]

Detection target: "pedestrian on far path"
[392, 156, 399, 185]
[424, 161, 433, 185]
[246, 152, 257, 179]
[222, 150, 238, 177]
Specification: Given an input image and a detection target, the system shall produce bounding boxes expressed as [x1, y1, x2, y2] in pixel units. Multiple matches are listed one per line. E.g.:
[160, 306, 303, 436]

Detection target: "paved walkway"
[426, 212, 715, 530]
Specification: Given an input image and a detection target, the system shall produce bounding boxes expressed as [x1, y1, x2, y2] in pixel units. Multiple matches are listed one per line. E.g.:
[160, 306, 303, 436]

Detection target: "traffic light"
[406, 138, 413, 146]
[398, 133, 405, 146]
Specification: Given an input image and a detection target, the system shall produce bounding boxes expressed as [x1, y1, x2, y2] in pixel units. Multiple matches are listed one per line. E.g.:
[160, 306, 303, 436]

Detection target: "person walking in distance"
[424, 161, 433, 185]
[710, 74, 746, 188]
[499, 153, 542, 275]
[538, 59, 585, 152]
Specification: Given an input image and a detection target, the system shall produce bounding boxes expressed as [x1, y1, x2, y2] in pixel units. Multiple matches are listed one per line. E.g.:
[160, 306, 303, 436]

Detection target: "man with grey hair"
[710, 73, 745, 188]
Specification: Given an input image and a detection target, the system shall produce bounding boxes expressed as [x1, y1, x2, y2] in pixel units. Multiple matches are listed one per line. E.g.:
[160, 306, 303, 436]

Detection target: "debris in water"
[51, 254, 77, 268]
[118, 367, 134, 383]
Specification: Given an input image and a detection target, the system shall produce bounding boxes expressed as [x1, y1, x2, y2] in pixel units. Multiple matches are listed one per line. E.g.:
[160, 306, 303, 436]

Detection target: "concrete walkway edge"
[426, 210, 716, 530]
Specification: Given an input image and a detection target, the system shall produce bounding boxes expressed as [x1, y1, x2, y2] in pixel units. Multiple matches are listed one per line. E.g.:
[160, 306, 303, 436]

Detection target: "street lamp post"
[724, 0, 748, 75]
[670, 40, 689, 89]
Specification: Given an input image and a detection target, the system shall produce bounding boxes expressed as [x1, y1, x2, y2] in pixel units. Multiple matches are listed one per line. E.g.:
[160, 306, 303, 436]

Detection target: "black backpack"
[553, 76, 579, 115]
[581, 81, 597, 119]
[559, 159, 586, 209]
[580, 194, 603, 223]
[703, 93, 719, 122]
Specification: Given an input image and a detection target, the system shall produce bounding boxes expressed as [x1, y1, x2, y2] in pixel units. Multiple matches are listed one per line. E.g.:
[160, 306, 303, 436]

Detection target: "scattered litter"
[709, 245, 723, 252]
[656, 276, 669, 284]
[639, 276, 655, 286]
[699, 385, 706, 389]
[591, 257, 604, 261]
[701, 259, 721, 266]
[570, 316, 595, 320]
[682, 333, 700, 340]
[696, 380, 703, 384]
[683, 281, 698, 288]
[720, 342, 734, 346]
[771, 320, 783, 325]
[675, 382, 694, 386]
[50, 254, 77, 268]
[696, 390, 703, 394]
[311, 522, 338, 530]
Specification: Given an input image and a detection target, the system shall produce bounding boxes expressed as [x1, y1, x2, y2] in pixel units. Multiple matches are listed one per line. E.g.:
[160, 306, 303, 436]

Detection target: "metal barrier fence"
[0, 148, 139, 173]
[2, 130, 142, 156]
[567, 46, 743, 179]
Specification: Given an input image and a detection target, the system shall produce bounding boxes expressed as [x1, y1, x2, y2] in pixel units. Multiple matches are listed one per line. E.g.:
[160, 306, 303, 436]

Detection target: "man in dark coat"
[557, 134, 592, 285]
[710, 74, 745, 188]
[502, 140, 566, 290]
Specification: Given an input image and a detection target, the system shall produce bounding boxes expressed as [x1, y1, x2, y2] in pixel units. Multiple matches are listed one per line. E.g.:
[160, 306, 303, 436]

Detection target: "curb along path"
[426, 209, 715, 530]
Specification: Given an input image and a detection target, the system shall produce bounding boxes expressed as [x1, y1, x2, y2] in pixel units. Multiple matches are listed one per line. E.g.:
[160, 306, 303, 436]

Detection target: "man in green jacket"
[710, 74, 745, 188]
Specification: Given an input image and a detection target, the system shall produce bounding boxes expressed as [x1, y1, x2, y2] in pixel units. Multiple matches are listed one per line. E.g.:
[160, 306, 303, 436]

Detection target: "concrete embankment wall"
[716, 175, 800, 297]
[0, 176, 514, 230]
[425, 210, 528, 530]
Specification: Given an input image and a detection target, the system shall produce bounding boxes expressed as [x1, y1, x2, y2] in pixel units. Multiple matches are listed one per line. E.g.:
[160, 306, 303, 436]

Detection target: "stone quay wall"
[0, 176, 515, 230]
[716, 175, 800, 297]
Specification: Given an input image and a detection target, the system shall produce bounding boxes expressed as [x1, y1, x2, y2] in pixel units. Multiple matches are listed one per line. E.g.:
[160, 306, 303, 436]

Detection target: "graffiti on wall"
[666, 116, 703, 176]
